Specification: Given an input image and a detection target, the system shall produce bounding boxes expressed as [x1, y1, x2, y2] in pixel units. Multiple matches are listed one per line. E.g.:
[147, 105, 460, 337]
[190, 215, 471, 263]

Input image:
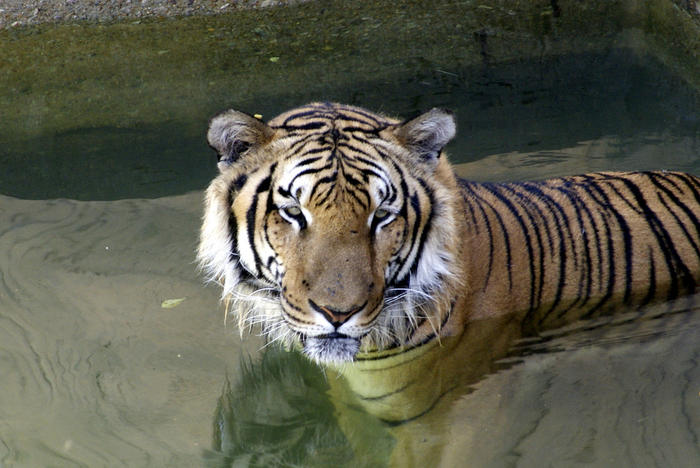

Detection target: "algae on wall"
[2, 0, 698, 144]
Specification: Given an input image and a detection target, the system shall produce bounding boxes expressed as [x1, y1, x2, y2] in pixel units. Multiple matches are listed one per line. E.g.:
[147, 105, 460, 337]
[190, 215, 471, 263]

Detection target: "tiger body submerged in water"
[198, 102, 700, 365]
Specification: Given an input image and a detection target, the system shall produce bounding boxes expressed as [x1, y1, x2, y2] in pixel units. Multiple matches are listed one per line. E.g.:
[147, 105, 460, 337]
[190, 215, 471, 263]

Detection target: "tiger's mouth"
[302, 333, 361, 364]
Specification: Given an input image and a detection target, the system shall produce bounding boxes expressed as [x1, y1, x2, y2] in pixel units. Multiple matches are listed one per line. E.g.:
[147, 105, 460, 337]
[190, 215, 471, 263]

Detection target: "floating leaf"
[161, 297, 186, 309]
[269, 56, 280, 63]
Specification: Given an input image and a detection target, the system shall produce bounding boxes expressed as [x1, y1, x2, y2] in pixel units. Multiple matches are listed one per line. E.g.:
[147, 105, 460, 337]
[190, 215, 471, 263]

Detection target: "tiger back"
[459, 171, 700, 332]
[198, 102, 700, 365]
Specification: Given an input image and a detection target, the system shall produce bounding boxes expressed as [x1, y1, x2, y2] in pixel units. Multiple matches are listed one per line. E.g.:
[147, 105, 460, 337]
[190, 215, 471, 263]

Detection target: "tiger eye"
[285, 206, 302, 216]
[375, 208, 390, 219]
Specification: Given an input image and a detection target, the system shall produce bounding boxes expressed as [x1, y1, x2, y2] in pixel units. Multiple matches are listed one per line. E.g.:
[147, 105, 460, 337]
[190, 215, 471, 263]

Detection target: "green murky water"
[1, 1, 700, 466]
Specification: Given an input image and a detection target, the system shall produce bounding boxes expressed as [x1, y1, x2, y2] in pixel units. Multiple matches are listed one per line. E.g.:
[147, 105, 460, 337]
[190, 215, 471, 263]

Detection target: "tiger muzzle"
[309, 299, 366, 328]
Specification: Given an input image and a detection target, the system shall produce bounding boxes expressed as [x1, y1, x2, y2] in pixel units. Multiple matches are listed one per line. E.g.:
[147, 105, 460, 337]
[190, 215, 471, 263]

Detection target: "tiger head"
[198, 103, 464, 364]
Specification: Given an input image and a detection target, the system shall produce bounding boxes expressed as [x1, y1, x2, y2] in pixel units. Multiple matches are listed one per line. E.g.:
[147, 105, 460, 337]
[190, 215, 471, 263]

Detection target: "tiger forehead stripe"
[273, 104, 391, 133]
[274, 125, 396, 211]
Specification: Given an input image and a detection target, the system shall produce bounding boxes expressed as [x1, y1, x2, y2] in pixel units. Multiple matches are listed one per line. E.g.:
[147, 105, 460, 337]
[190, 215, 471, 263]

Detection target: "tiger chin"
[198, 102, 700, 365]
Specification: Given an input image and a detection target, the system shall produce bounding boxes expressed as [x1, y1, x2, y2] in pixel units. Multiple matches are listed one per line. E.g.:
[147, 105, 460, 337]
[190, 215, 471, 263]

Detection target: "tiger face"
[198, 103, 462, 364]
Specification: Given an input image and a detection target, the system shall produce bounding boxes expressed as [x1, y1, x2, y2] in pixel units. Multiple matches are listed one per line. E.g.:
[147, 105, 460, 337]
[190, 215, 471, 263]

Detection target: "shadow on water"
[1, 49, 699, 200]
[1, 123, 215, 200]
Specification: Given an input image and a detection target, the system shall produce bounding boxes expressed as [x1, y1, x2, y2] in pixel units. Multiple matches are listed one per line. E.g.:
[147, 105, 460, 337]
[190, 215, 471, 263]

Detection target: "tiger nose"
[309, 299, 365, 328]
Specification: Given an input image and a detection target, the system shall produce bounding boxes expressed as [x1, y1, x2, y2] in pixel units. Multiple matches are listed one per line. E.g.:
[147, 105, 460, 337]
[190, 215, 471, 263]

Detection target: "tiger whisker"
[414, 301, 443, 346]
[259, 333, 289, 351]
[384, 289, 437, 307]
[244, 314, 283, 333]
[231, 294, 278, 304]
[259, 320, 287, 336]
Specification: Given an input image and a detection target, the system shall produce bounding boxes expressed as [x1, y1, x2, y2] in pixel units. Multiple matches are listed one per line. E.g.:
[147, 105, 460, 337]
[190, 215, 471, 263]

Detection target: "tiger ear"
[207, 110, 274, 172]
[394, 108, 456, 165]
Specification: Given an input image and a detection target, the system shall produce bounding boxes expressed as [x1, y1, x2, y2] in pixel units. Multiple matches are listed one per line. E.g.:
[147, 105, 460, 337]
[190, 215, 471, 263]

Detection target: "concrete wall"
[1, 0, 698, 144]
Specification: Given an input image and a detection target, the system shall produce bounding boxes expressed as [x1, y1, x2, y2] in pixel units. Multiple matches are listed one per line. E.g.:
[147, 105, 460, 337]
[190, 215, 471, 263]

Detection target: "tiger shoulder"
[198, 102, 700, 364]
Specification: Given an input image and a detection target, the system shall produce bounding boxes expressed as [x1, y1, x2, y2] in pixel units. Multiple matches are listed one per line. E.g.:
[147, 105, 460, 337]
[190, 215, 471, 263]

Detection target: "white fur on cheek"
[198, 173, 294, 347]
[198, 176, 241, 299]
[412, 186, 458, 294]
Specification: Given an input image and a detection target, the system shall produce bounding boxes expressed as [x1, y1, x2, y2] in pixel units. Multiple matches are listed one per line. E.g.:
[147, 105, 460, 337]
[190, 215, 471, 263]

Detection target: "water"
[2, 10, 700, 468]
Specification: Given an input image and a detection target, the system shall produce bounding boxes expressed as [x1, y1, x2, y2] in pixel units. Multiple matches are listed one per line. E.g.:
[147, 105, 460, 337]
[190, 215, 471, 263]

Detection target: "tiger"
[198, 102, 700, 365]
